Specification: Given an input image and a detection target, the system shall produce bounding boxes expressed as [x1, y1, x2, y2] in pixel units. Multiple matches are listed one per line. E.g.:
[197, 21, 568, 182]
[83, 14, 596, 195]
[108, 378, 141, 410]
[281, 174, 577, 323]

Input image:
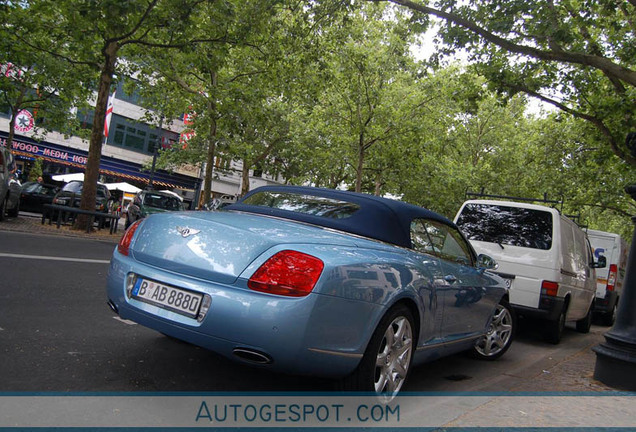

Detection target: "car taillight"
[248, 250, 324, 297]
[606, 264, 617, 292]
[117, 220, 143, 256]
[541, 280, 559, 297]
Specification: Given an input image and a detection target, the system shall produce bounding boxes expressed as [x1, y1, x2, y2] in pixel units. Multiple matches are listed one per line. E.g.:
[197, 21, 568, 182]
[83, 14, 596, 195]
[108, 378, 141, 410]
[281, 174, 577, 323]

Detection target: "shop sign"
[14, 110, 34, 133]
[0, 136, 88, 165]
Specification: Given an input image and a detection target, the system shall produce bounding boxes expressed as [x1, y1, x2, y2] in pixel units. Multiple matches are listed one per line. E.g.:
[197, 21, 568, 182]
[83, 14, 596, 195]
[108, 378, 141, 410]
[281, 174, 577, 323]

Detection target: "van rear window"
[456, 203, 553, 250]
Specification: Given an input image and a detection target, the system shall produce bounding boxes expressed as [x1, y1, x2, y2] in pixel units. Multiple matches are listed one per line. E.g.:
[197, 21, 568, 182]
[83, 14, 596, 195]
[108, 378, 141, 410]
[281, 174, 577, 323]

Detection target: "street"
[0, 229, 611, 393]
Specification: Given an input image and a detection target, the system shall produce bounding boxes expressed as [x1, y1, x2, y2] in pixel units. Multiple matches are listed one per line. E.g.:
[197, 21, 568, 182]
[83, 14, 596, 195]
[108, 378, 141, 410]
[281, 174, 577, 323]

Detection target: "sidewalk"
[0, 212, 123, 243]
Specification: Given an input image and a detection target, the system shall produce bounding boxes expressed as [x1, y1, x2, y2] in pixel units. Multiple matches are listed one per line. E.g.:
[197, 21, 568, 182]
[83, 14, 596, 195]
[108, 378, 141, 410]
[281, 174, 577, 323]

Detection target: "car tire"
[7, 199, 19, 217]
[340, 304, 415, 397]
[471, 299, 515, 360]
[601, 301, 617, 327]
[575, 301, 593, 333]
[544, 307, 566, 344]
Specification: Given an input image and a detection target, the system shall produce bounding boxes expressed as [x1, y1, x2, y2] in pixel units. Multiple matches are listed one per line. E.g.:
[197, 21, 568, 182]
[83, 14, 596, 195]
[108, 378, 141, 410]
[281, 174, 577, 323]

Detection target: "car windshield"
[142, 193, 182, 210]
[456, 203, 553, 250]
[241, 191, 360, 219]
[22, 183, 40, 193]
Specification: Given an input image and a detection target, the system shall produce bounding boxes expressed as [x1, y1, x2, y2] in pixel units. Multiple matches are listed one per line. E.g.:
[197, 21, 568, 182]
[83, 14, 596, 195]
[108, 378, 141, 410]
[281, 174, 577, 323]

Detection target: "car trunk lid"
[130, 211, 360, 284]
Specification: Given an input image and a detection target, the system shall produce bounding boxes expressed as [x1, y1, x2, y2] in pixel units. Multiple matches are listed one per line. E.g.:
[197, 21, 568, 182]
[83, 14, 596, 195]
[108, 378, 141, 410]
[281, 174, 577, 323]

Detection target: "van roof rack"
[465, 189, 564, 212]
[564, 213, 588, 229]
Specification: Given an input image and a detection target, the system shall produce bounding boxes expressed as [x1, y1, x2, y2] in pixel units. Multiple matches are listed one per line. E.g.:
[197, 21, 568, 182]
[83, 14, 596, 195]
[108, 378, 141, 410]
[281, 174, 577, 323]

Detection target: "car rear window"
[62, 181, 83, 193]
[241, 191, 360, 219]
[143, 193, 182, 210]
[456, 203, 553, 250]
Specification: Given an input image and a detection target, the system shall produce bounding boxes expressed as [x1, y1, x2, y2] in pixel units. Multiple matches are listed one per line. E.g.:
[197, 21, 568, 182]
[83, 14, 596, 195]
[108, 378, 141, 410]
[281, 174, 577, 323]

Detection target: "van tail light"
[541, 280, 559, 297]
[117, 220, 143, 256]
[248, 250, 324, 297]
[606, 264, 617, 292]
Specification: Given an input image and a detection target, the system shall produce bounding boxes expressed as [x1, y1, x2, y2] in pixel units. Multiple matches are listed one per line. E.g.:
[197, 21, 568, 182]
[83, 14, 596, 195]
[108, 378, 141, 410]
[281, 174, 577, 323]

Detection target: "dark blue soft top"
[226, 185, 454, 249]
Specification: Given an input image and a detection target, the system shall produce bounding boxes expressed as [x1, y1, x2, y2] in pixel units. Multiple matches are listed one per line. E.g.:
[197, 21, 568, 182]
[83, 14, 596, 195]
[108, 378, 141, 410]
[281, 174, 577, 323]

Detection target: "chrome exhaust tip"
[107, 300, 119, 314]
[233, 348, 272, 365]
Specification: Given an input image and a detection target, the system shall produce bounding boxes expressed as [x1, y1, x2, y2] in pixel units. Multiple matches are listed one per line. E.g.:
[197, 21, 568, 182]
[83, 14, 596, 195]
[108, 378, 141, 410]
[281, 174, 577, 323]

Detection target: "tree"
[374, 0, 636, 168]
[294, 2, 428, 193]
[0, 4, 91, 151]
[9, 0, 231, 230]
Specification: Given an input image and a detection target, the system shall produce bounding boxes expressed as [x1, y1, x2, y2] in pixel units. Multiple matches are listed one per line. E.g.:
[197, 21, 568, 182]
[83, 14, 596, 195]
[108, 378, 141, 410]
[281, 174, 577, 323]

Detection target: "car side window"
[411, 219, 474, 266]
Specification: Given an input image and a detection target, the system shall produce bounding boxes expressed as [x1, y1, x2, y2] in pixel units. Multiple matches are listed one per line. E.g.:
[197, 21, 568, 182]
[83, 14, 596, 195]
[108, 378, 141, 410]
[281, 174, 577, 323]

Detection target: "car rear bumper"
[512, 295, 566, 322]
[594, 291, 618, 314]
[106, 252, 369, 378]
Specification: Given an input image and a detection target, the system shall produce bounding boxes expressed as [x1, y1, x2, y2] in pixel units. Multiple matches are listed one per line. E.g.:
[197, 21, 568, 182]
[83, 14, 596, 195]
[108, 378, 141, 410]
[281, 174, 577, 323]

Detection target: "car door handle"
[444, 275, 457, 284]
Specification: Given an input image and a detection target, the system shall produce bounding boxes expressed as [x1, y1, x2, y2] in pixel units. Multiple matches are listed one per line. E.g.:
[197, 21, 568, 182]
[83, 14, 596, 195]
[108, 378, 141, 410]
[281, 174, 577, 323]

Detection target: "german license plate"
[132, 278, 202, 318]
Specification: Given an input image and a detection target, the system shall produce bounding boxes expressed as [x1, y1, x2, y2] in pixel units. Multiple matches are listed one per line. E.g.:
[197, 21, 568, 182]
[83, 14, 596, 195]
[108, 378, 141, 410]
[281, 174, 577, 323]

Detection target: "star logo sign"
[14, 109, 34, 133]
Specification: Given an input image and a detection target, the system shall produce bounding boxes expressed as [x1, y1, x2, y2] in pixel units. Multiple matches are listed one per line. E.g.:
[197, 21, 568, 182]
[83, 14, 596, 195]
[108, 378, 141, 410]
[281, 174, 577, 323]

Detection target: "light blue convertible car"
[107, 185, 513, 395]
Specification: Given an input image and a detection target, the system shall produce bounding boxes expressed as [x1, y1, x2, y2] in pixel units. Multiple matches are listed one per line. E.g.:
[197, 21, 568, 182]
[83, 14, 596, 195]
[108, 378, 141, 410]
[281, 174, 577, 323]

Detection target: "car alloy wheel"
[340, 304, 415, 397]
[374, 314, 413, 394]
[473, 299, 514, 360]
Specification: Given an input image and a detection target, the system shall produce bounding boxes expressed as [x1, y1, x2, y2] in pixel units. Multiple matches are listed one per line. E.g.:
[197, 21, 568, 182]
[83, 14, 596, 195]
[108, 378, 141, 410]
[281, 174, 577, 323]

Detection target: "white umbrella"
[52, 172, 84, 182]
[104, 182, 142, 194]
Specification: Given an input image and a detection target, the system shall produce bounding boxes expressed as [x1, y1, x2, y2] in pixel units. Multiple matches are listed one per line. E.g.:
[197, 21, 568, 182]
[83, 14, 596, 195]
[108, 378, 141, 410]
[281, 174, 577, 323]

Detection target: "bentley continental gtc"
[106, 185, 513, 395]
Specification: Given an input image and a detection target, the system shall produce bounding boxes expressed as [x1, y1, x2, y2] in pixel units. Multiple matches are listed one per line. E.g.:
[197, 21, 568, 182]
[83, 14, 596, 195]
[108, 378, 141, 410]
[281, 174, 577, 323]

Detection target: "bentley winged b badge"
[176, 226, 201, 238]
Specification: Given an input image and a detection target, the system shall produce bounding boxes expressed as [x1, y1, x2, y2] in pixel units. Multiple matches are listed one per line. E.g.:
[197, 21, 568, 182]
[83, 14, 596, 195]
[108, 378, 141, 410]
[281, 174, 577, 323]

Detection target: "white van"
[587, 229, 628, 326]
[454, 199, 605, 344]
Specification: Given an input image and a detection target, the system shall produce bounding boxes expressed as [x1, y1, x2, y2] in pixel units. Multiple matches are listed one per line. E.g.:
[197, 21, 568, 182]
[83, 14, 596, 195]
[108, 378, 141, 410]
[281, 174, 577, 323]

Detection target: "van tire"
[544, 308, 566, 344]
[602, 302, 617, 327]
[575, 302, 593, 333]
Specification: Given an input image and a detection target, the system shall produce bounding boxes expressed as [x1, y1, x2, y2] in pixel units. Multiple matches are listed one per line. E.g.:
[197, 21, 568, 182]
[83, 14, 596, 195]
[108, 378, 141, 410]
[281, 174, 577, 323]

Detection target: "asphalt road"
[0, 229, 610, 393]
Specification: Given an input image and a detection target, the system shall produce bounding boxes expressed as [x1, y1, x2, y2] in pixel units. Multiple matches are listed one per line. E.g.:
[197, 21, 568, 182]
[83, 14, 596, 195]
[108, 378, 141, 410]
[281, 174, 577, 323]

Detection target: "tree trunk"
[74, 40, 118, 231]
[202, 72, 218, 205]
[355, 134, 365, 193]
[241, 160, 250, 197]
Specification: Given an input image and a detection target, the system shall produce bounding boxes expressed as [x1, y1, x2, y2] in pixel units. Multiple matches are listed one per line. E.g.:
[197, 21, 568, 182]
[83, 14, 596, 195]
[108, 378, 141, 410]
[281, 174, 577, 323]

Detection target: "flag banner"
[0, 393, 634, 429]
[104, 91, 116, 138]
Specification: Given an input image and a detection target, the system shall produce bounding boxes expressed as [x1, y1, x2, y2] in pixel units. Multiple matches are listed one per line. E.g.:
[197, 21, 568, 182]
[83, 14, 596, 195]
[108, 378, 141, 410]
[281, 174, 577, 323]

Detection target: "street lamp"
[593, 132, 636, 390]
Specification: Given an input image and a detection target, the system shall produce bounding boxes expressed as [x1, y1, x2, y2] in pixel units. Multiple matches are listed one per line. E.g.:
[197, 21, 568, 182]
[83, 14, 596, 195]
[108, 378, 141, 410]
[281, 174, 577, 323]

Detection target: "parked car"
[20, 182, 60, 213]
[0, 146, 21, 220]
[52, 180, 111, 213]
[587, 229, 628, 326]
[125, 190, 185, 228]
[107, 185, 513, 396]
[202, 194, 237, 211]
[455, 198, 605, 344]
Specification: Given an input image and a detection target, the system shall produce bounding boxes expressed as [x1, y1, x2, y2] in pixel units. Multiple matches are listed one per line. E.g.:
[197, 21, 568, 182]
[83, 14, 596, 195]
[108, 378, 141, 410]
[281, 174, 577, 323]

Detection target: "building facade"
[0, 80, 282, 209]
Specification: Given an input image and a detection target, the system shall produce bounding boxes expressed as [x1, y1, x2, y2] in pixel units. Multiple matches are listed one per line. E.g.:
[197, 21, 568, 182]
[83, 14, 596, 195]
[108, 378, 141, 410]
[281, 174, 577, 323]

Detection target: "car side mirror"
[592, 256, 607, 269]
[477, 254, 498, 270]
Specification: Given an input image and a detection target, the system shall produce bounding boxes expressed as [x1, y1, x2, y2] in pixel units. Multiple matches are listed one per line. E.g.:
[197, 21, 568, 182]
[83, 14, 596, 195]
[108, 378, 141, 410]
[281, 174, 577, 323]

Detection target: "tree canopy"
[1, 0, 633, 238]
